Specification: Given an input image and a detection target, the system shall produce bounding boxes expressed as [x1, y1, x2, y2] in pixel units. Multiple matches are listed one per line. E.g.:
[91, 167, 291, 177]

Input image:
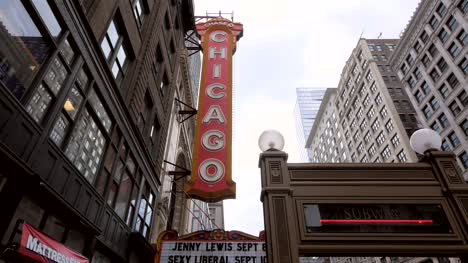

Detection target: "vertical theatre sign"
[186, 18, 243, 202]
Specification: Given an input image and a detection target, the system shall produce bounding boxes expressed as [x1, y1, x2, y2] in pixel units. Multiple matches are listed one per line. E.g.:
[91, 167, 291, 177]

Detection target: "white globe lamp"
[410, 128, 442, 154]
[258, 130, 285, 152]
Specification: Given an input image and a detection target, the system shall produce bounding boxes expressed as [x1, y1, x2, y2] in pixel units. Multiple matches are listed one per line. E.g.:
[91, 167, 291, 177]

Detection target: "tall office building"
[389, 0, 468, 179]
[186, 30, 202, 105]
[0, 0, 195, 262]
[294, 88, 327, 162]
[307, 39, 419, 164]
[305, 38, 444, 263]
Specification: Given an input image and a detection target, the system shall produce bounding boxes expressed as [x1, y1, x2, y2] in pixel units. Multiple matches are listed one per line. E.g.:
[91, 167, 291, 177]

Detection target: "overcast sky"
[194, 0, 421, 236]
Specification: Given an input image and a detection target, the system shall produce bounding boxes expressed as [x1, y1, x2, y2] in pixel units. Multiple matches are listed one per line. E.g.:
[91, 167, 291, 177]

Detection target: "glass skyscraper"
[294, 88, 327, 162]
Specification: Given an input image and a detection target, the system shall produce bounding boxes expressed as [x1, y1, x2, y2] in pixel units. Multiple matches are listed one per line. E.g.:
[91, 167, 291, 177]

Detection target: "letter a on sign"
[186, 17, 243, 202]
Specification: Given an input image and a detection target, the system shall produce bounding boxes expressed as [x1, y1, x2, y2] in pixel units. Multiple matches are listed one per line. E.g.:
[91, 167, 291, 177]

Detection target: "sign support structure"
[186, 17, 243, 202]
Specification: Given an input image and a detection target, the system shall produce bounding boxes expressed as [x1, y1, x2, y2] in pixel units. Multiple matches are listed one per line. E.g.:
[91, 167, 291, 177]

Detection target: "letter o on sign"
[199, 159, 225, 183]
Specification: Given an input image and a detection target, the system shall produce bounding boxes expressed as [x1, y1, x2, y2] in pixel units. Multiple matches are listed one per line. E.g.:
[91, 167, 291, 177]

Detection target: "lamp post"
[258, 130, 300, 263]
[411, 129, 468, 262]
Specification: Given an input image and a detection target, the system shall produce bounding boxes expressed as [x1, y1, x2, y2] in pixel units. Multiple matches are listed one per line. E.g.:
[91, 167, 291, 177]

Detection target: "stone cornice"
[389, 0, 437, 70]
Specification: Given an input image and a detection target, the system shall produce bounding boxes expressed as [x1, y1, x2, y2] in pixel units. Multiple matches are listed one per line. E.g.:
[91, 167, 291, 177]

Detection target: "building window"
[448, 131, 461, 148]
[160, 72, 169, 95]
[415, 90, 424, 103]
[353, 131, 359, 142]
[438, 28, 449, 43]
[370, 83, 377, 93]
[422, 105, 433, 119]
[367, 107, 375, 119]
[429, 97, 440, 111]
[413, 42, 422, 53]
[375, 94, 383, 105]
[356, 107, 363, 119]
[421, 54, 431, 67]
[364, 132, 372, 144]
[381, 146, 391, 160]
[430, 69, 441, 83]
[371, 119, 380, 132]
[437, 58, 448, 73]
[457, 29, 468, 45]
[26, 54, 70, 123]
[449, 101, 462, 116]
[385, 120, 394, 132]
[135, 182, 155, 239]
[49, 81, 85, 146]
[368, 44, 375, 51]
[436, 3, 448, 17]
[446, 73, 460, 89]
[380, 106, 388, 118]
[406, 55, 414, 65]
[420, 30, 429, 43]
[386, 44, 396, 51]
[459, 90, 468, 106]
[438, 113, 449, 128]
[368, 144, 376, 156]
[107, 145, 139, 223]
[438, 84, 450, 99]
[397, 150, 408, 163]
[429, 16, 440, 29]
[360, 119, 368, 130]
[376, 132, 385, 146]
[431, 121, 441, 133]
[132, 0, 145, 28]
[357, 143, 364, 154]
[391, 134, 400, 148]
[441, 139, 451, 151]
[64, 88, 112, 183]
[400, 63, 408, 74]
[448, 42, 461, 58]
[446, 16, 459, 32]
[101, 19, 128, 81]
[360, 155, 369, 163]
[355, 73, 361, 84]
[421, 81, 431, 95]
[350, 119, 357, 131]
[459, 151, 468, 169]
[459, 58, 468, 75]
[413, 67, 422, 80]
[460, 0, 468, 13]
[366, 71, 373, 82]
[428, 44, 438, 57]
[363, 95, 370, 107]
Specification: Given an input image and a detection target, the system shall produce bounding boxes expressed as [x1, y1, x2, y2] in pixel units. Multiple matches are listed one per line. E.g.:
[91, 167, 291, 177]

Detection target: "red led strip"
[320, 219, 433, 225]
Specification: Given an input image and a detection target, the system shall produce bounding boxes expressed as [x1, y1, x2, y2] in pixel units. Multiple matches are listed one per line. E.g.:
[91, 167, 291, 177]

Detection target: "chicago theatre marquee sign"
[186, 18, 243, 202]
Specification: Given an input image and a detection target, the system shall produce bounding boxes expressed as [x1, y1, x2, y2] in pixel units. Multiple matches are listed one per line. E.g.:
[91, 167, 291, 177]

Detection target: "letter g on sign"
[202, 130, 225, 151]
[199, 159, 225, 183]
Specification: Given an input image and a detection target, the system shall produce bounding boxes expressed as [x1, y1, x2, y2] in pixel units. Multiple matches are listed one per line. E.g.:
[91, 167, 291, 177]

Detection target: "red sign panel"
[18, 223, 89, 263]
[186, 18, 243, 202]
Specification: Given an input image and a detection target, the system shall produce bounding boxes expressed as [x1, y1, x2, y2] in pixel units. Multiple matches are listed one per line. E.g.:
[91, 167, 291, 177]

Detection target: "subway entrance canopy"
[258, 149, 468, 263]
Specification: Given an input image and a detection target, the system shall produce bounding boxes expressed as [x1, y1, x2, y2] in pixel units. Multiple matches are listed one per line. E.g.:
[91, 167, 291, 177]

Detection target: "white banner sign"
[160, 241, 266, 263]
